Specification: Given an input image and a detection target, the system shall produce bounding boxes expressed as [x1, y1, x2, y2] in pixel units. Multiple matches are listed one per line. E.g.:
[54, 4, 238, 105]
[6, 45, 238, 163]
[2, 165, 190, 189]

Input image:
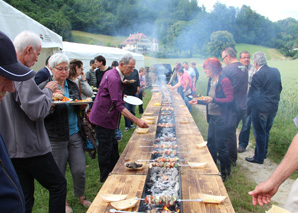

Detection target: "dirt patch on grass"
[237, 142, 294, 208]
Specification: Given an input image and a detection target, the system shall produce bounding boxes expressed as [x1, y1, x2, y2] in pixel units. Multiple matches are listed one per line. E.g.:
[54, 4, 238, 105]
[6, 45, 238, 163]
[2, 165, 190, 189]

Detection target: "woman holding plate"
[189, 57, 234, 181]
[39, 53, 91, 212]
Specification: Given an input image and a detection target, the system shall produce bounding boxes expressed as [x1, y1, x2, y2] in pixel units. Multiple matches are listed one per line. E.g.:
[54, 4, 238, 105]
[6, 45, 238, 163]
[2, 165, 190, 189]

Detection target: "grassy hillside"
[71, 30, 127, 47]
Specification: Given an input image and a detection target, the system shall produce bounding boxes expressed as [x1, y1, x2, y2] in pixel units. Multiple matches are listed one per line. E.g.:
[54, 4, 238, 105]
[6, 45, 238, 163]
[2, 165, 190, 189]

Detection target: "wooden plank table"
[87, 89, 234, 213]
[86, 174, 146, 213]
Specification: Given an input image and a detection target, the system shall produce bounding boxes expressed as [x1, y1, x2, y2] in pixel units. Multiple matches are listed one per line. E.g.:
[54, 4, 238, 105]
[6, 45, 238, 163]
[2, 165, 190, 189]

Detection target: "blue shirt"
[61, 80, 79, 136]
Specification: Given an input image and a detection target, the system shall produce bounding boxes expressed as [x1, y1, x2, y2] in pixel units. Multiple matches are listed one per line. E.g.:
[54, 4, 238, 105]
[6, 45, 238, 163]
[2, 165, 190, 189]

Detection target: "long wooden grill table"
[87, 90, 235, 213]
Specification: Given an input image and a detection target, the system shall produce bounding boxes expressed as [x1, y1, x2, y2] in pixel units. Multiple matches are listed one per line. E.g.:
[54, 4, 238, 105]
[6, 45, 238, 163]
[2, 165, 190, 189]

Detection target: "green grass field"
[31, 32, 297, 212]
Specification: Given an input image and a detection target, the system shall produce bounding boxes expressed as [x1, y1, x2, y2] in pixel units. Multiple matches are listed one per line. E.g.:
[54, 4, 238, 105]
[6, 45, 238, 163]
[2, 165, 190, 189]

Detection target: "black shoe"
[237, 146, 246, 153]
[245, 156, 263, 164]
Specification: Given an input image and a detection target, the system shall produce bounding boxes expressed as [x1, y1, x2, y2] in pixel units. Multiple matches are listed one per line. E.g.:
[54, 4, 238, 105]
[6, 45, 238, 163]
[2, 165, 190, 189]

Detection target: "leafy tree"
[207, 31, 236, 58]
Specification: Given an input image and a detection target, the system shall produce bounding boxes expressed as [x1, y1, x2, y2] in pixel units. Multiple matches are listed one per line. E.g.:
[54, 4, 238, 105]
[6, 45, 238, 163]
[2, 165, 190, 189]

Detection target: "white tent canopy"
[0, 0, 63, 70]
[62, 41, 145, 71]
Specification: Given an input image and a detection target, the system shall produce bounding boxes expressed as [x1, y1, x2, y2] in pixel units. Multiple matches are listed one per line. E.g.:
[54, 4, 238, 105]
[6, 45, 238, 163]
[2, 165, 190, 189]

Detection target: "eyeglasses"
[54, 67, 69, 72]
[222, 55, 228, 60]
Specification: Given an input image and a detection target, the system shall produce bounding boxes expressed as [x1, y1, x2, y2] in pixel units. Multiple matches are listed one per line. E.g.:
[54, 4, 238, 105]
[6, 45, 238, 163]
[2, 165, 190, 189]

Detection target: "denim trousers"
[95, 126, 119, 182]
[50, 132, 86, 197]
[252, 110, 277, 163]
[239, 112, 252, 149]
[207, 115, 231, 175]
[11, 152, 66, 213]
[124, 101, 136, 127]
[138, 92, 144, 114]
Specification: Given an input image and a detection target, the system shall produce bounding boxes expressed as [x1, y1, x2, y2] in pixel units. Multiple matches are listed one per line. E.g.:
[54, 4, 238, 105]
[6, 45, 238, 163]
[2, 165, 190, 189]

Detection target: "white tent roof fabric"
[0, 0, 63, 49]
[62, 42, 145, 70]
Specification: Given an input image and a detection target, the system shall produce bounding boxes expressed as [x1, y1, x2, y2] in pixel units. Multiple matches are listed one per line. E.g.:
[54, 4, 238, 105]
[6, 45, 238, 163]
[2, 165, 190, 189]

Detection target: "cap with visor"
[0, 31, 35, 81]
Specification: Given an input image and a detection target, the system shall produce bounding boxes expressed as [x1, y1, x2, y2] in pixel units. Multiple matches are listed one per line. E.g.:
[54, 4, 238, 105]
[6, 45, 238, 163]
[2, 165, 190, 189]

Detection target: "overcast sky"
[197, 0, 298, 22]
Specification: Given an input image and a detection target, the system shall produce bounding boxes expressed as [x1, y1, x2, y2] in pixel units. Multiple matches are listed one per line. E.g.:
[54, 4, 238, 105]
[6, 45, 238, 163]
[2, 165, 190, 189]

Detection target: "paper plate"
[52, 98, 73, 104]
[196, 141, 207, 149]
[198, 193, 226, 204]
[188, 162, 207, 168]
[266, 205, 291, 213]
[111, 197, 138, 210]
[144, 116, 155, 120]
[100, 193, 128, 202]
[136, 128, 149, 134]
[123, 96, 143, 105]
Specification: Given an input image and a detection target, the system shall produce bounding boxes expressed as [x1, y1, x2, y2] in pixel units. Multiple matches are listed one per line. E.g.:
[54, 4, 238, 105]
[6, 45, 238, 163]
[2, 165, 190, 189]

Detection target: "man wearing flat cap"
[0, 31, 66, 213]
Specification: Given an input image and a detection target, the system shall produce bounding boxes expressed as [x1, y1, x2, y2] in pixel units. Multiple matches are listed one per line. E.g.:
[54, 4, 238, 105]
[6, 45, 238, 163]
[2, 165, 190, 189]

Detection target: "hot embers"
[139, 89, 182, 213]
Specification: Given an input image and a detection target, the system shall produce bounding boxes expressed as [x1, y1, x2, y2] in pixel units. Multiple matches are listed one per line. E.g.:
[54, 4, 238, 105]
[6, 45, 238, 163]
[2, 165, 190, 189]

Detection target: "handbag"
[80, 111, 97, 159]
[78, 80, 97, 159]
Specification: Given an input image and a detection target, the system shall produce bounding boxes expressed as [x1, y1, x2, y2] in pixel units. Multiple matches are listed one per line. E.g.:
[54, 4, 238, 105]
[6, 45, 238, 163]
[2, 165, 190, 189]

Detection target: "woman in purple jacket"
[190, 58, 234, 181]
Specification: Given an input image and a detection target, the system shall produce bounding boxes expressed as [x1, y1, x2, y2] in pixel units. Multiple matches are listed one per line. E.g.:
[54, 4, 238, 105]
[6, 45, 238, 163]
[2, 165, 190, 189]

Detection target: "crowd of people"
[0, 30, 149, 213]
[1, 29, 297, 212]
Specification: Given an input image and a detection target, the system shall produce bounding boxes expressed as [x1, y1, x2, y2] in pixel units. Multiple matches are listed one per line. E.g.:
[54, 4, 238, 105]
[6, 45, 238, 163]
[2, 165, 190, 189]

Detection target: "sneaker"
[130, 125, 135, 129]
[124, 127, 129, 132]
[237, 146, 246, 153]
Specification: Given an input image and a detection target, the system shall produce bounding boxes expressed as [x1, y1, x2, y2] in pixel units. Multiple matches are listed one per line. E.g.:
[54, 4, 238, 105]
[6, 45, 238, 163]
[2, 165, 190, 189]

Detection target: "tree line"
[4, 0, 298, 58]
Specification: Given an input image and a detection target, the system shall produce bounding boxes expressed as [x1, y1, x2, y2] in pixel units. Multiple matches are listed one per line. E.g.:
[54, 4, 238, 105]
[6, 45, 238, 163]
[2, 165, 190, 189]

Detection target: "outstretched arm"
[249, 133, 298, 206]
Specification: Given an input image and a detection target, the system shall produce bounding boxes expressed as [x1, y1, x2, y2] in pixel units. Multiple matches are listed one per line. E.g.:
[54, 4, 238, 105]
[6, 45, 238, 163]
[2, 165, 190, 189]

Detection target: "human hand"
[137, 119, 149, 128]
[202, 96, 213, 104]
[248, 181, 279, 206]
[123, 79, 129, 84]
[189, 99, 198, 105]
[45, 81, 59, 92]
[81, 71, 86, 80]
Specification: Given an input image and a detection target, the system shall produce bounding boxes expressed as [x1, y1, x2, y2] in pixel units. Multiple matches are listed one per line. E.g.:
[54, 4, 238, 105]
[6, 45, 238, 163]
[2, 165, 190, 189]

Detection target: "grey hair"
[120, 53, 135, 65]
[253, 52, 267, 66]
[223, 47, 237, 58]
[48, 53, 70, 69]
[13, 31, 42, 54]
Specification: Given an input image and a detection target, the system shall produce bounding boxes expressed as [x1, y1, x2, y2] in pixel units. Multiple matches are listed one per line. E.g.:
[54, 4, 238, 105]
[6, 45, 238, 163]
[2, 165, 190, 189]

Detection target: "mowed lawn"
[31, 32, 297, 212]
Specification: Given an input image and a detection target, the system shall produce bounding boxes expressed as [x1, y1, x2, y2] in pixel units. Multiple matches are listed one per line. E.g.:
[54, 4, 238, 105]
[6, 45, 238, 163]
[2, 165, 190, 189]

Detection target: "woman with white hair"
[39, 53, 91, 213]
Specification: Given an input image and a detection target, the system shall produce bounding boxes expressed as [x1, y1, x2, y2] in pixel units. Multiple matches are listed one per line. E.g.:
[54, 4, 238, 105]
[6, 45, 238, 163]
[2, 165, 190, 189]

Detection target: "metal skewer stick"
[137, 159, 184, 162]
[135, 198, 203, 202]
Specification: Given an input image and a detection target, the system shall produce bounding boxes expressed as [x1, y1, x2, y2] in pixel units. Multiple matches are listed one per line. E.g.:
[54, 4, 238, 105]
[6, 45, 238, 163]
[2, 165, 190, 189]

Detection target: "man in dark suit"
[245, 52, 282, 164]
[34, 55, 51, 84]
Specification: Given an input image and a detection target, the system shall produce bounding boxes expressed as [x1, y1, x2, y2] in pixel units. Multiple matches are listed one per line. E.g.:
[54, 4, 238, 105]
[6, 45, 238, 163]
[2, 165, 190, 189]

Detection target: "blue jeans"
[239, 112, 252, 149]
[124, 101, 136, 128]
[207, 115, 231, 175]
[11, 153, 66, 213]
[183, 95, 192, 112]
[252, 110, 277, 163]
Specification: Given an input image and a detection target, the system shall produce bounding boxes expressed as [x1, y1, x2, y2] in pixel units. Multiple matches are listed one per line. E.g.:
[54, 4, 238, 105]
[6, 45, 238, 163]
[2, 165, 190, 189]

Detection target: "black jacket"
[206, 74, 235, 127]
[40, 79, 83, 142]
[248, 65, 282, 113]
[124, 69, 140, 95]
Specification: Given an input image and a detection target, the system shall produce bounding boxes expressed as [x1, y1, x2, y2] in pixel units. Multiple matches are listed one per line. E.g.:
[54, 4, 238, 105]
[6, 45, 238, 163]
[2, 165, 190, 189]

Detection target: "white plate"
[52, 98, 73, 104]
[68, 101, 93, 105]
[123, 96, 143, 105]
